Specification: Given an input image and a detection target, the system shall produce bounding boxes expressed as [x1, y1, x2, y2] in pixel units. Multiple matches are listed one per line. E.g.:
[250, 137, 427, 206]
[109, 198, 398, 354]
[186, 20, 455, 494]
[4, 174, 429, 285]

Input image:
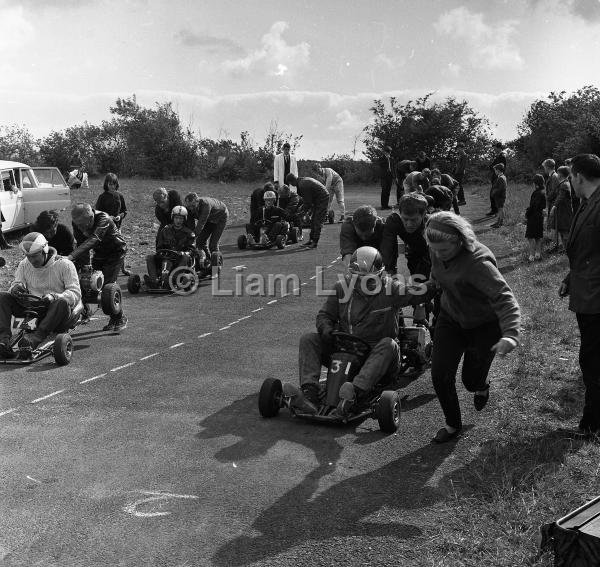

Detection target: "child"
[549, 166, 574, 251]
[490, 163, 507, 228]
[525, 174, 546, 261]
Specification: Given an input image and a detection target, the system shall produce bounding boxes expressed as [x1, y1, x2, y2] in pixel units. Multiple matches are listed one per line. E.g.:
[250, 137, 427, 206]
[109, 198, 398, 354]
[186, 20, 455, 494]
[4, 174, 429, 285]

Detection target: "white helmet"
[263, 190, 276, 201]
[171, 205, 188, 219]
[19, 232, 49, 255]
[349, 246, 384, 277]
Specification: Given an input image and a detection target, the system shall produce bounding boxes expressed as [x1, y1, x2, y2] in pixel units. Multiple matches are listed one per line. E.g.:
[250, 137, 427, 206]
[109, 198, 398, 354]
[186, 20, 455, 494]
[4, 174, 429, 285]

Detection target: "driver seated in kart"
[0, 232, 81, 358]
[145, 206, 196, 288]
[291, 246, 432, 415]
[245, 190, 290, 246]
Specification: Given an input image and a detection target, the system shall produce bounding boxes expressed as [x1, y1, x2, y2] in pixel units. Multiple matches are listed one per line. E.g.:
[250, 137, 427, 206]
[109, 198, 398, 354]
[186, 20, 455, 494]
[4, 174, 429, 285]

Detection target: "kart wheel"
[237, 234, 247, 250]
[327, 210, 335, 224]
[275, 235, 286, 249]
[258, 377, 283, 418]
[100, 283, 122, 316]
[376, 390, 401, 433]
[289, 227, 298, 244]
[127, 274, 141, 294]
[53, 333, 73, 366]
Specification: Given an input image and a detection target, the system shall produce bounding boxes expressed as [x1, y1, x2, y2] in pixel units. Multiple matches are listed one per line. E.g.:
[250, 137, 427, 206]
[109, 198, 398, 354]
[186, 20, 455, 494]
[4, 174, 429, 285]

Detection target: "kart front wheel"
[376, 390, 401, 433]
[101, 283, 122, 316]
[237, 234, 247, 250]
[258, 378, 283, 418]
[127, 274, 141, 294]
[53, 333, 73, 366]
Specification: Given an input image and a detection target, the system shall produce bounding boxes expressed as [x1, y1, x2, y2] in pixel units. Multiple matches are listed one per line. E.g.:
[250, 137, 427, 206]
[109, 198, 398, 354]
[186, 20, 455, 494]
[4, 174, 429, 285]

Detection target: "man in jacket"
[454, 143, 468, 206]
[339, 205, 385, 266]
[69, 203, 128, 332]
[378, 146, 394, 210]
[183, 194, 229, 253]
[486, 142, 507, 216]
[286, 174, 329, 249]
[559, 153, 600, 436]
[273, 142, 298, 188]
[153, 187, 183, 230]
[0, 232, 81, 356]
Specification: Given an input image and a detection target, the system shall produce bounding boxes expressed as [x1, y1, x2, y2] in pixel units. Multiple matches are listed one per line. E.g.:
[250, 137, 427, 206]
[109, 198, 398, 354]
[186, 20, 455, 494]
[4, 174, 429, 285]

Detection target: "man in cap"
[0, 232, 81, 357]
[273, 142, 298, 189]
[69, 203, 128, 332]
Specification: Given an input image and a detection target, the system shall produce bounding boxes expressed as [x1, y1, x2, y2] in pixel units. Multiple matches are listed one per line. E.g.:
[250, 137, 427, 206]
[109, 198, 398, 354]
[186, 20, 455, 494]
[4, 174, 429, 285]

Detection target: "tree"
[0, 124, 39, 164]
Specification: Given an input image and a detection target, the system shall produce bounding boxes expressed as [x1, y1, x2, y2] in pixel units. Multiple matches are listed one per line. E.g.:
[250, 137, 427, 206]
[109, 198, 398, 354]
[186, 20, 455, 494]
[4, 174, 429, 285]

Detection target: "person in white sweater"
[0, 232, 81, 356]
[316, 164, 345, 222]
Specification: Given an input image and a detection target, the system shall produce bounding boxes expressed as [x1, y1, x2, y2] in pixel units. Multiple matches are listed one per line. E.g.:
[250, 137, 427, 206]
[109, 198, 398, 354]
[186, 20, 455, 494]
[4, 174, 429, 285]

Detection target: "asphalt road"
[0, 187, 499, 567]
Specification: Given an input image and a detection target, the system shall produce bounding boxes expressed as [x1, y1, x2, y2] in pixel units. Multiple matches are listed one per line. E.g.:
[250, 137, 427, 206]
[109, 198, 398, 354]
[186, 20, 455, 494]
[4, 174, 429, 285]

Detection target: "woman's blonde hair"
[425, 211, 477, 252]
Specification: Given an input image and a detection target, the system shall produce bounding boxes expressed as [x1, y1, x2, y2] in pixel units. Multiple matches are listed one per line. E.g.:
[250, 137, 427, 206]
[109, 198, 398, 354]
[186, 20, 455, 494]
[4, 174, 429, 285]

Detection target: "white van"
[0, 160, 70, 233]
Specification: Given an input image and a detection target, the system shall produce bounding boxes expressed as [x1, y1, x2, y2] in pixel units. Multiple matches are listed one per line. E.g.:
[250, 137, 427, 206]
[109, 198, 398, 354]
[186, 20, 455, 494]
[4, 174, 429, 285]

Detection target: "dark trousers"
[309, 196, 329, 244]
[455, 173, 466, 203]
[575, 313, 600, 431]
[452, 195, 460, 215]
[489, 176, 498, 214]
[197, 216, 228, 252]
[431, 311, 501, 429]
[380, 176, 393, 208]
[0, 292, 71, 341]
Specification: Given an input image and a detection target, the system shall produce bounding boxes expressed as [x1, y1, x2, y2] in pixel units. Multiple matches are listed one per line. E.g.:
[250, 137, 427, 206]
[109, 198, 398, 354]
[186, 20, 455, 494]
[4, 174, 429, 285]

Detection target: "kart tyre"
[53, 333, 73, 366]
[258, 377, 283, 418]
[327, 210, 335, 224]
[289, 227, 299, 244]
[237, 234, 247, 250]
[376, 390, 401, 433]
[127, 274, 141, 294]
[100, 283, 122, 316]
[275, 235, 286, 249]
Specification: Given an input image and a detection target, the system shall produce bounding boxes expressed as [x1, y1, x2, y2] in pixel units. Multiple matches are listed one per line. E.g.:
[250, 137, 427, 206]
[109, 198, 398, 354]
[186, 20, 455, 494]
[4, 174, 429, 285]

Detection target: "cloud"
[373, 53, 396, 70]
[0, 5, 34, 53]
[329, 109, 367, 131]
[434, 7, 523, 70]
[174, 29, 245, 56]
[444, 62, 462, 77]
[222, 21, 309, 78]
[567, 0, 600, 21]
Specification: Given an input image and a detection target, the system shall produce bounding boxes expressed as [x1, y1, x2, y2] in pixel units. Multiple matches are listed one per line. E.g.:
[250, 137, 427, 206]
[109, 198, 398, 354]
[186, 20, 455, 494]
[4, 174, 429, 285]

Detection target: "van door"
[25, 168, 71, 225]
[0, 169, 23, 232]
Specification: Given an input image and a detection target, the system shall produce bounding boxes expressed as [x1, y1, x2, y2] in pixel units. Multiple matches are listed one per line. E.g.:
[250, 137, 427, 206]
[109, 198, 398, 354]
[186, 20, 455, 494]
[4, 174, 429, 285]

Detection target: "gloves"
[10, 283, 27, 297]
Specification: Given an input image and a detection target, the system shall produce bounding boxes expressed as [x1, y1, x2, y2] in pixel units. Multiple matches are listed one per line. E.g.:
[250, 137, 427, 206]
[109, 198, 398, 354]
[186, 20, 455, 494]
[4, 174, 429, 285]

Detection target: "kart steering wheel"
[331, 331, 372, 352]
[13, 293, 48, 311]
[156, 249, 183, 262]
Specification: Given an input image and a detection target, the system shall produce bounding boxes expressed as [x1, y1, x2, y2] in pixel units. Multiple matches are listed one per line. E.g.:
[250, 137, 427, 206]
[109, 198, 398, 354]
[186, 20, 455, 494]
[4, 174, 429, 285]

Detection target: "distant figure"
[453, 143, 468, 205]
[486, 142, 506, 216]
[415, 150, 431, 172]
[378, 146, 394, 210]
[490, 163, 507, 228]
[550, 166, 574, 251]
[524, 174, 546, 262]
[543, 158, 561, 250]
[95, 173, 127, 229]
[273, 143, 298, 189]
[316, 164, 345, 222]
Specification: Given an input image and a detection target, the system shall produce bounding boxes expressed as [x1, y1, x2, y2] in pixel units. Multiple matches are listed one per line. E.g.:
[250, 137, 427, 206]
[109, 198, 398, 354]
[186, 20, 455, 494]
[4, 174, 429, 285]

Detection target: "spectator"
[339, 205, 385, 266]
[559, 153, 600, 436]
[286, 173, 329, 249]
[396, 160, 416, 205]
[454, 143, 468, 206]
[549, 166, 574, 252]
[486, 142, 507, 216]
[95, 173, 127, 230]
[316, 164, 345, 222]
[543, 158, 561, 249]
[440, 173, 461, 214]
[153, 187, 183, 231]
[378, 146, 394, 210]
[425, 212, 520, 443]
[525, 174, 546, 262]
[31, 210, 75, 257]
[490, 163, 507, 228]
[415, 150, 431, 171]
[565, 158, 580, 212]
[273, 142, 298, 189]
[403, 171, 426, 194]
[183, 194, 229, 253]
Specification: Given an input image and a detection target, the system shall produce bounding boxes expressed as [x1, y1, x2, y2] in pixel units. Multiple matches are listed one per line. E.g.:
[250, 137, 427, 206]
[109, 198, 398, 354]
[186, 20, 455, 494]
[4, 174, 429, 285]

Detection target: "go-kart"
[78, 265, 123, 321]
[258, 324, 432, 433]
[237, 220, 300, 250]
[1, 293, 84, 365]
[127, 248, 222, 295]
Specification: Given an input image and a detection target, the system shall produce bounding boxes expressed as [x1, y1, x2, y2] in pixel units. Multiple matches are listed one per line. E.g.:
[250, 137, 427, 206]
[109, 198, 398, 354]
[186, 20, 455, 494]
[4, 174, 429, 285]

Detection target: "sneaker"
[283, 383, 318, 414]
[113, 315, 128, 333]
[305, 241, 318, 249]
[103, 318, 116, 332]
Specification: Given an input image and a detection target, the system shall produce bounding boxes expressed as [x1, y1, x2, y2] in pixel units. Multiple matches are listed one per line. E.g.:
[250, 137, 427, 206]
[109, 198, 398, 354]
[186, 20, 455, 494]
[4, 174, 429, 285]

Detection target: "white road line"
[0, 408, 17, 417]
[139, 353, 159, 361]
[80, 373, 107, 384]
[309, 275, 317, 280]
[26, 475, 42, 484]
[228, 321, 239, 326]
[292, 288, 300, 293]
[111, 362, 136, 372]
[30, 390, 64, 404]
[236, 315, 251, 321]
[169, 343, 185, 349]
[301, 282, 308, 286]
[231, 265, 247, 270]
[251, 308, 264, 313]
[198, 332, 213, 338]
[267, 300, 277, 305]
[219, 326, 231, 331]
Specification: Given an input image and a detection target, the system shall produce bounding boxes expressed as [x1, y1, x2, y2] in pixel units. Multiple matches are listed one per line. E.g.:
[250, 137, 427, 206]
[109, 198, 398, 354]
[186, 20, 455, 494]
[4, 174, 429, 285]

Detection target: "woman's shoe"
[432, 426, 462, 444]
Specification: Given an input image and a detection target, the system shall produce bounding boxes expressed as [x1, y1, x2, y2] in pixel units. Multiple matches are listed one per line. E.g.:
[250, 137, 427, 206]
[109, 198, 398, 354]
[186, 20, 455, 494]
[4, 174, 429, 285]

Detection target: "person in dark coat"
[286, 174, 329, 249]
[396, 160, 417, 203]
[95, 173, 128, 229]
[31, 210, 75, 257]
[339, 205, 385, 266]
[454, 143, 468, 205]
[525, 174, 546, 261]
[486, 143, 507, 216]
[378, 146, 394, 210]
[415, 151, 431, 172]
[549, 166, 574, 251]
[153, 187, 183, 230]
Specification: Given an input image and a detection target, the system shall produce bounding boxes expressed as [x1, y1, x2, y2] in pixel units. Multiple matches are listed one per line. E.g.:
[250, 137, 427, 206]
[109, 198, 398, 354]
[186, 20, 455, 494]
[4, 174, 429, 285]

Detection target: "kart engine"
[78, 266, 104, 302]
[399, 325, 430, 367]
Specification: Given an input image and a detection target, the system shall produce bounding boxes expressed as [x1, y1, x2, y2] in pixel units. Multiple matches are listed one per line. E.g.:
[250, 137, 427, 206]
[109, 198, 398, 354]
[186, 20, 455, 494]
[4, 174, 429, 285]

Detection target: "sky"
[1, 0, 600, 159]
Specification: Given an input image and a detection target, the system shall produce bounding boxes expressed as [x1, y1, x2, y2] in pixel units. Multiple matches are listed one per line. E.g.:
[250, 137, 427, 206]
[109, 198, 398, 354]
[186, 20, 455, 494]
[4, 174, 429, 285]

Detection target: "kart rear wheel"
[237, 234, 247, 250]
[127, 274, 141, 294]
[258, 378, 283, 418]
[53, 333, 73, 366]
[100, 283, 122, 316]
[376, 390, 401, 433]
[327, 210, 335, 224]
[275, 235, 286, 249]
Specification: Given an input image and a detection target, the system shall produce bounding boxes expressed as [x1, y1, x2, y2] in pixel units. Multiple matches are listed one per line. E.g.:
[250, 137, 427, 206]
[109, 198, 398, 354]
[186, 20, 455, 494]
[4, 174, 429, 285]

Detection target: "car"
[0, 160, 70, 234]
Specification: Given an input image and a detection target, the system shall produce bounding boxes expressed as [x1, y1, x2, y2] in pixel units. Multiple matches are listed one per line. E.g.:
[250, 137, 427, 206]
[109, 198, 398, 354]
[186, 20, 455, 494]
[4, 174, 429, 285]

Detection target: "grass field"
[1, 178, 598, 566]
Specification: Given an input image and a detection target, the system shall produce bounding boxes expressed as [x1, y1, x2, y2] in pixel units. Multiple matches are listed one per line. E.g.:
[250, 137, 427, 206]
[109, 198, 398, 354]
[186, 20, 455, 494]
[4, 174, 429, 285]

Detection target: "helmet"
[263, 190, 276, 201]
[19, 232, 49, 255]
[349, 246, 384, 277]
[171, 205, 188, 219]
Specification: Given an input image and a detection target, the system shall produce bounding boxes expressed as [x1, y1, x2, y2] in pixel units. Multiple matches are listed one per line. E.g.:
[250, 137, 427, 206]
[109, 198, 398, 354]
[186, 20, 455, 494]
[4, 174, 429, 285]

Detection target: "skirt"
[525, 212, 543, 239]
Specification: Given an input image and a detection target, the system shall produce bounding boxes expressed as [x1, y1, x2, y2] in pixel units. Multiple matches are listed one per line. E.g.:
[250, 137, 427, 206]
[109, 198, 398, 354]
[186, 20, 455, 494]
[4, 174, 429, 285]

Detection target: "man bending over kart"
[245, 190, 290, 246]
[316, 164, 346, 222]
[278, 184, 303, 229]
[340, 205, 385, 267]
[291, 246, 432, 415]
[153, 187, 183, 230]
[69, 203, 128, 332]
[146, 206, 197, 288]
[286, 173, 329, 249]
[0, 232, 81, 358]
[183, 194, 229, 253]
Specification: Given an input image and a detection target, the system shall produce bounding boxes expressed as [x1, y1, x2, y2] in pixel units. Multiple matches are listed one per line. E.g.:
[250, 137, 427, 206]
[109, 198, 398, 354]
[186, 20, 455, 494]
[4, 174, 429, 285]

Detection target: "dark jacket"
[279, 192, 302, 216]
[189, 197, 229, 236]
[249, 188, 279, 224]
[339, 217, 385, 258]
[95, 191, 127, 228]
[378, 155, 394, 181]
[380, 213, 431, 277]
[316, 277, 431, 346]
[546, 171, 561, 209]
[296, 177, 329, 209]
[525, 188, 546, 219]
[490, 151, 507, 181]
[454, 152, 467, 179]
[72, 211, 127, 262]
[415, 156, 431, 171]
[553, 179, 573, 232]
[156, 224, 196, 252]
[564, 187, 600, 314]
[31, 222, 75, 257]
[425, 185, 453, 211]
[155, 189, 182, 229]
[440, 174, 459, 194]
